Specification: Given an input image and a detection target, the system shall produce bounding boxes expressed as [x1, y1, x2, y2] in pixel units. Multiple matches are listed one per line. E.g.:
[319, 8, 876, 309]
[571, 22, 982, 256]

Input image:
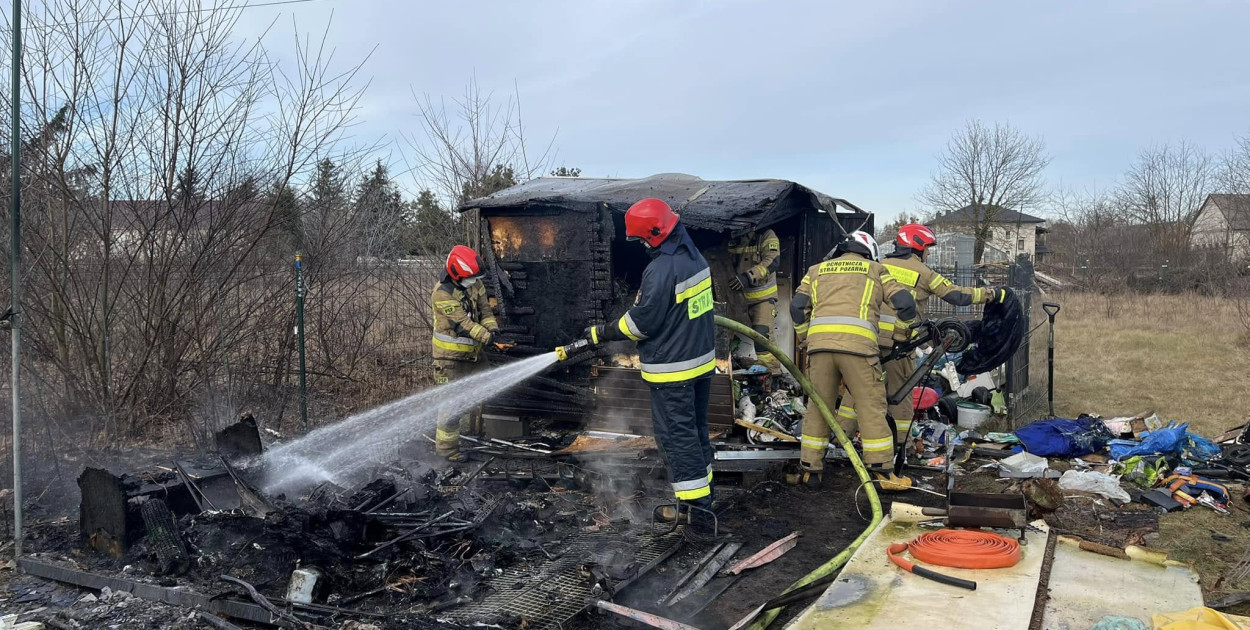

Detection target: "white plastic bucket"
[286, 568, 321, 604]
[956, 401, 992, 430]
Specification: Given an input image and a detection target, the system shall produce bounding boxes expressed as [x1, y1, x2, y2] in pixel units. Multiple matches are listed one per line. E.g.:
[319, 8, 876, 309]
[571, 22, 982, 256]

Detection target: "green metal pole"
[295, 251, 307, 432]
[9, 0, 22, 558]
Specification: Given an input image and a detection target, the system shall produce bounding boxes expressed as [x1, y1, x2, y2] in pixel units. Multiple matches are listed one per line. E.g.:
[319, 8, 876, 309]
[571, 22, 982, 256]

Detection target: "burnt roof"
[458, 173, 866, 235]
[930, 204, 1047, 225]
[1206, 194, 1250, 231]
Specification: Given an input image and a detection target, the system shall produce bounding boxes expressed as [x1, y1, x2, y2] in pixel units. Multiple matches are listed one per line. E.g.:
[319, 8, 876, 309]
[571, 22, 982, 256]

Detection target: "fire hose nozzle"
[555, 339, 590, 362]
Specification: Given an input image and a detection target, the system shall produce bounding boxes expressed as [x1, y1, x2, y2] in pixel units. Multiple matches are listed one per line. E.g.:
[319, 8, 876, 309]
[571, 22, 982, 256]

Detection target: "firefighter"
[726, 228, 781, 368]
[790, 231, 917, 484]
[872, 223, 1011, 443]
[430, 245, 500, 462]
[582, 198, 719, 534]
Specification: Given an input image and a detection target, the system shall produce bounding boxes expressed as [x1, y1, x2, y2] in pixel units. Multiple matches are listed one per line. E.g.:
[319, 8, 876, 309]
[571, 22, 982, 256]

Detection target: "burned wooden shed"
[458, 173, 872, 433]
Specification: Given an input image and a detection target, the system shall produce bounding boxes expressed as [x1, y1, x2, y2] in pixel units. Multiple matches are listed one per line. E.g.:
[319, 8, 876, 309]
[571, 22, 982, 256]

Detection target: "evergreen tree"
[266, 180, 301, 253]
[354, 160, 405, 259]
[460, 164, 517, 204]
[302, 158, 355, 267]
[401, 189, 460, 257]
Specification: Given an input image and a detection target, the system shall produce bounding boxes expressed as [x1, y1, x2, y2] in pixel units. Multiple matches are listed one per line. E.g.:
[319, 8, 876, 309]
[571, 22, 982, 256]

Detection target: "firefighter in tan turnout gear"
[790, 231, 917, 482]
[727, 229, 781, 367]
[431, 245, 500, 462]
[842, 223, 1011, 448]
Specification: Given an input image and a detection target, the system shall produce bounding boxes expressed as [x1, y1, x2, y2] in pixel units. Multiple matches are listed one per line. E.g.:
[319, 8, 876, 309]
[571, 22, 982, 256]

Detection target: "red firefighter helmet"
[445, 245, 483, 282]
[625, 198, 679, 248]
[897, 223, 937, 252]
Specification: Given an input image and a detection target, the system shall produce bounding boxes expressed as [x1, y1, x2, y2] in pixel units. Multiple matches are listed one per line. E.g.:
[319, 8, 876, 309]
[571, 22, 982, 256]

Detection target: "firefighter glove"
[582, 325, 604, 346]
[728, 273, 750, 292]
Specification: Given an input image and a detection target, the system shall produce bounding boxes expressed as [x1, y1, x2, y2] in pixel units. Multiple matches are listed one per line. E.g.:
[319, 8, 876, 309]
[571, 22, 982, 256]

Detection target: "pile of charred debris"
[7, 413, 788, 630]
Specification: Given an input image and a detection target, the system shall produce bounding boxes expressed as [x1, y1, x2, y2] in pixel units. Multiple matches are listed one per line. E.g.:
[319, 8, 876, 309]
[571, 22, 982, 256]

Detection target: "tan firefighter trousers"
[799, 351, 893, 470]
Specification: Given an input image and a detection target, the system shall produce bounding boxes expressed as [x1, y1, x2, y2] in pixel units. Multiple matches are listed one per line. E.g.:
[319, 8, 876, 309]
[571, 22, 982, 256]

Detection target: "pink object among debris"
[722, 532, 801, 576]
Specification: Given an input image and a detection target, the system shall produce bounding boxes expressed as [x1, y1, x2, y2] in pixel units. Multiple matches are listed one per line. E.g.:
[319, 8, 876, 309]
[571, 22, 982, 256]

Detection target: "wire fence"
[923, 262, 1050, 428]
[0, 257, 444, 500]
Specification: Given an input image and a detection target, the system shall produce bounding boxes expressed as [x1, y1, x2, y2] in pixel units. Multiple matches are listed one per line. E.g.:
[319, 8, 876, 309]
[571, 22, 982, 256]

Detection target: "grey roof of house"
[929, 204, 1047, 225]
[1208, 194, 1250, 231]
[458, 173, 866, 235]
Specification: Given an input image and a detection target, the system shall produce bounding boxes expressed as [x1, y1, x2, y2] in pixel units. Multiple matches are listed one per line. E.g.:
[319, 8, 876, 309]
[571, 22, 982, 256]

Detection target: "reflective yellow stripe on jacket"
[674, 268, 712, 303]
[640, 349, 717, 384]
[808, 316, 878, 343]
[878, 314, 897, 336]
[432, 332, 478, 353]
[744, 277, 778, 300]
[618, 312, 647, 341]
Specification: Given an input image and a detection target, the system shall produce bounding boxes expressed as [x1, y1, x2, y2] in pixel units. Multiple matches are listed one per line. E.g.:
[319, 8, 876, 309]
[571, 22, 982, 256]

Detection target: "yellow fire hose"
[714, 316, 883, 630]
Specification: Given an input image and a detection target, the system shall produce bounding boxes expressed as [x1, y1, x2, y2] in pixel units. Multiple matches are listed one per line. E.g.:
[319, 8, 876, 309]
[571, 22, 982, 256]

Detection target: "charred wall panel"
[485, 204, 611, 350]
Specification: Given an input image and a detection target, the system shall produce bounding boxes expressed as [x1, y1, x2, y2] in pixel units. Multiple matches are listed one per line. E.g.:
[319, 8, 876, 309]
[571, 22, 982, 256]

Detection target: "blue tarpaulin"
[1015, 416, 1115, 458]
[1108, 423, 1222, 464]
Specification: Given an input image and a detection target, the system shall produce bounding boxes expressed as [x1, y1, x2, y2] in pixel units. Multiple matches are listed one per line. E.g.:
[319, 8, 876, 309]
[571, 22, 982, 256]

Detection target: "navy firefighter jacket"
[600, 223, 717, 386]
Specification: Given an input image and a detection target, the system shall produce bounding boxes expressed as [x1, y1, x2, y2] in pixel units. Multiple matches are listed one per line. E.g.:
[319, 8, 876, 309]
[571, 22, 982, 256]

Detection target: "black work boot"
[801, 470, 824, 488]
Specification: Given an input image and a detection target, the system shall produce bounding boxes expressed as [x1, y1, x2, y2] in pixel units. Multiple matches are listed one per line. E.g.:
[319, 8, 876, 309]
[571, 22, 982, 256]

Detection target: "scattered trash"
[285, 567, 321, 605]
[1140, 488, 1185, 512]
[721, 532, 800, 576]
[984, 432, 1020, 444]
[1015, 416, 1116, 458]
[1057, 470, 1131, 503]
[956, 401, 992, 429]
[738, 396, 757, 423]
[0, 614, 44, 630]
[1152, 607, 1242, 630]
[663, 543, 742, 606]
[1089, 616, 1149, 630]
[998, 452, 1050, 478]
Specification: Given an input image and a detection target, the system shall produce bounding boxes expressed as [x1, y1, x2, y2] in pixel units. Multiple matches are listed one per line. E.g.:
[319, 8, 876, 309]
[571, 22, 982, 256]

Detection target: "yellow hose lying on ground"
[714, 316, 884, 630]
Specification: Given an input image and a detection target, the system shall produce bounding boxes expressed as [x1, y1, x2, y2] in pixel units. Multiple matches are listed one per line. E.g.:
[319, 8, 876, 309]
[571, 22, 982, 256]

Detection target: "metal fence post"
[295, 251, 308, 432]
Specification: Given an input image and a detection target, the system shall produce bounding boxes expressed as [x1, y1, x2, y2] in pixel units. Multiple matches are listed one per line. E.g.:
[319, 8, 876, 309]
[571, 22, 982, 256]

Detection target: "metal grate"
[446, 527, 683, 629]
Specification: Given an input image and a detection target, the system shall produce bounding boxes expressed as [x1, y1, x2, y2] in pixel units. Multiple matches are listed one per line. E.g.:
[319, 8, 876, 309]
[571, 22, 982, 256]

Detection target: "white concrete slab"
[1041, 537, 1203, 630]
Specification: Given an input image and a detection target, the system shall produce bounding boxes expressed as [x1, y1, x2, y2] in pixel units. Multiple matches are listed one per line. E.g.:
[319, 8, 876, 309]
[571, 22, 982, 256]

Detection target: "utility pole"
[295, 251, 308, 432]
[9, 0, 23, 558]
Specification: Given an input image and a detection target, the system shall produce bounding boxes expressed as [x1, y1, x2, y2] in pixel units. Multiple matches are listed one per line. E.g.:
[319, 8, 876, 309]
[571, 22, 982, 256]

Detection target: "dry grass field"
[1050, 291, 1250, 437]
[1048, 291, 1250, 594]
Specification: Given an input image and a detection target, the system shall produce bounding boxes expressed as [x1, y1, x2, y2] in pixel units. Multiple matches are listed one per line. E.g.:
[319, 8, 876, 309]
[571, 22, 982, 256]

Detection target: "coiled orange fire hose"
[886, 529, 1022, 591]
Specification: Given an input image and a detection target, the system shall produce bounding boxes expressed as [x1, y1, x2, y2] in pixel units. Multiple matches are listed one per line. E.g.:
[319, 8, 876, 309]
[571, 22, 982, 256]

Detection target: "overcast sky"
[238, 0, 1250, 223]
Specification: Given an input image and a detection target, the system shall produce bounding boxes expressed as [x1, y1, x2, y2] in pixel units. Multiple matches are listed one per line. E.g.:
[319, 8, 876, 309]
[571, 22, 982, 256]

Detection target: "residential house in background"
[928, 204, 1050, 267]
[1192, 194, 1250, 262]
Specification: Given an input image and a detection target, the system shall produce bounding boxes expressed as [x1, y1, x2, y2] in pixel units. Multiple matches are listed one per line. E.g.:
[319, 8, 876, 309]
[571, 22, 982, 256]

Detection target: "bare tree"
[404, 78, 555, 247]
[1221, 132, 1250, 194]
[1117, 140, 1215, 263]
[0, 0, 370, 444]
[921, 120, 1050, 263]
[1048, 187, 1136, 284]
